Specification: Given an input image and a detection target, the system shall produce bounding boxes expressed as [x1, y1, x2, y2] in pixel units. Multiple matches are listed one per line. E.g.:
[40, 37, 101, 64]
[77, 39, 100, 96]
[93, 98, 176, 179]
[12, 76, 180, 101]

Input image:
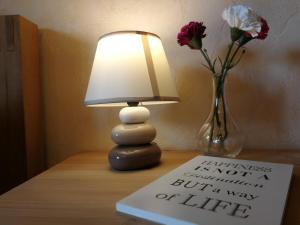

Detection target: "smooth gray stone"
[111, 123, 156, 145]
[108, 143, 161, 170]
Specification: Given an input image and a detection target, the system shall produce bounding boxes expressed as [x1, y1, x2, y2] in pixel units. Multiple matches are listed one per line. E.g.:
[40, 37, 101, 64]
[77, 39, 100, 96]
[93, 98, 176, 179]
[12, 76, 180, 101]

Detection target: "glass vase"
[197, 75, 244, 157]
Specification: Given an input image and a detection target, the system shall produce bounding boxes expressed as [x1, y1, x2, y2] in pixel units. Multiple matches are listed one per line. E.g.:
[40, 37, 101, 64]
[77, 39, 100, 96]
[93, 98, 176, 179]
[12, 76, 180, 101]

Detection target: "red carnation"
[244, 17, 269, 40]
[256, 17, 269, 39]
[177, 21, 206, 49]
[239, 17, 269, 46]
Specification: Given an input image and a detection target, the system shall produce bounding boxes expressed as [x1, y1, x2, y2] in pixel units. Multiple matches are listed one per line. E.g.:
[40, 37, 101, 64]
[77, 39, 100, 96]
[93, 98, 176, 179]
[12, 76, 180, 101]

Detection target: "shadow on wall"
[284, 48, 300, 144]
[39, 29, 116, 167]
[227, 47, 286, 149]
[287, 49, 300, 69]
[228, 74, 285, 147]
[150, 67, 212, 150]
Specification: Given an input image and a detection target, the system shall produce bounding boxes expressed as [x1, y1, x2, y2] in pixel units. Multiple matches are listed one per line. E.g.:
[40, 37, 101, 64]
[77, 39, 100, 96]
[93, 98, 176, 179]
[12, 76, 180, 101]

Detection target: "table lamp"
[84, 31, 179, 170]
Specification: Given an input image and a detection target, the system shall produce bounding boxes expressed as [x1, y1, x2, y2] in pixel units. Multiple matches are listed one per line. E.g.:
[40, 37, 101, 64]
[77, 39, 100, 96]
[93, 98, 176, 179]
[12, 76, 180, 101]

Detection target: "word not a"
[194, 166, 270, 180]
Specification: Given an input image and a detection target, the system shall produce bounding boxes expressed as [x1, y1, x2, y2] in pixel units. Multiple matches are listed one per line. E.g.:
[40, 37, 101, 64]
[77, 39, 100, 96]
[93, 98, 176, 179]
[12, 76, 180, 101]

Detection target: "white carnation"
[222, 5, 261, 37]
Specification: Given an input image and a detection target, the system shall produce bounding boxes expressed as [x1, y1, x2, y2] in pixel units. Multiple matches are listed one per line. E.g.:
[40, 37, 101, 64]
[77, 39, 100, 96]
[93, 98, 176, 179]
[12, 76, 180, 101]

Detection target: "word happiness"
[199, 160, 272, 173]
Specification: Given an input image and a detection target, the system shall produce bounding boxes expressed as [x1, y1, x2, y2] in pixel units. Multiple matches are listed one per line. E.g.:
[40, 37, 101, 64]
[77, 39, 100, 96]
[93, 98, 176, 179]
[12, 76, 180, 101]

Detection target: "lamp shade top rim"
[98, 30, 160, 40]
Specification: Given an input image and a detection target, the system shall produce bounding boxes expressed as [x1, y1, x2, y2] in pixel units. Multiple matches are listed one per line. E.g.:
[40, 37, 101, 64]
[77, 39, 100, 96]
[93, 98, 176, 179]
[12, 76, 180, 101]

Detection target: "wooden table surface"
[0, 149, 299, 225]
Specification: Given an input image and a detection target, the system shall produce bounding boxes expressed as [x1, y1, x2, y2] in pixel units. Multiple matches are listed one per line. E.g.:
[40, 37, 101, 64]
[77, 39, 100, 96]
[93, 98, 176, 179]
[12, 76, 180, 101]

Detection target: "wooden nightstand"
[0, 150, 299, 225]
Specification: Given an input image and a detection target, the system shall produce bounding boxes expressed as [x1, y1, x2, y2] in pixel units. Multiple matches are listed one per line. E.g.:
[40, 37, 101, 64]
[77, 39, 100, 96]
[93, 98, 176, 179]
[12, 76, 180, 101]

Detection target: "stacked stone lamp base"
[108, 106, 161, 170]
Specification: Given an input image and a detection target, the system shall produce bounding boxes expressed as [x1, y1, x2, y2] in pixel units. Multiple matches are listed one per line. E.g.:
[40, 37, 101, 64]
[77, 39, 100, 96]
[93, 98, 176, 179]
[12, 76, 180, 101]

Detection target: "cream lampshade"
[85, 31, 179, 170]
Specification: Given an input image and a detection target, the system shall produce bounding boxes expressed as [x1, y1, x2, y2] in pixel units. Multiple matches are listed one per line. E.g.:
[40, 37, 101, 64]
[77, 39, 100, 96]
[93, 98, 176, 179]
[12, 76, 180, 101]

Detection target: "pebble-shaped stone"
[108, 143, 161, 170]
[111, 123, 156, 145]
[119, 106, 150, 124]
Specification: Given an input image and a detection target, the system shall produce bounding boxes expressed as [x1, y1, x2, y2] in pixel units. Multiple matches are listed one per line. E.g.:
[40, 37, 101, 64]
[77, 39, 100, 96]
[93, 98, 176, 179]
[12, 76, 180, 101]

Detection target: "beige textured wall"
[1, 0, 299, 166]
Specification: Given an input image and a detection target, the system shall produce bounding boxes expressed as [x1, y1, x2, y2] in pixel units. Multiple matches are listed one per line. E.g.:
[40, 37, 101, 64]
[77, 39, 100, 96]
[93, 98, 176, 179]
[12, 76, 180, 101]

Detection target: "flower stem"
[221, 42, 234, 76]
[228, 45, 241, 67]
[221, 90, 228, 139]
[208, 75, 228, 150]
[215, 77, 222, 127]
[200, 48, 215, 73]
[208, 104, 215, 148]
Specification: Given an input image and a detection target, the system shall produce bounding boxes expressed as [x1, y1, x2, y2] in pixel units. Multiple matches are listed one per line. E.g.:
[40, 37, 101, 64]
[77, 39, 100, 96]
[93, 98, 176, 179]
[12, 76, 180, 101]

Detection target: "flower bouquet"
[177, 5, 269, 157]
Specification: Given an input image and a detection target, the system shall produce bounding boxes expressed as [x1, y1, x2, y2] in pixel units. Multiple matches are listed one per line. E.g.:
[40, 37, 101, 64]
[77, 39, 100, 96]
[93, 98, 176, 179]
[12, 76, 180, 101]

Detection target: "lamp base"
[108, 143, 161, 171]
